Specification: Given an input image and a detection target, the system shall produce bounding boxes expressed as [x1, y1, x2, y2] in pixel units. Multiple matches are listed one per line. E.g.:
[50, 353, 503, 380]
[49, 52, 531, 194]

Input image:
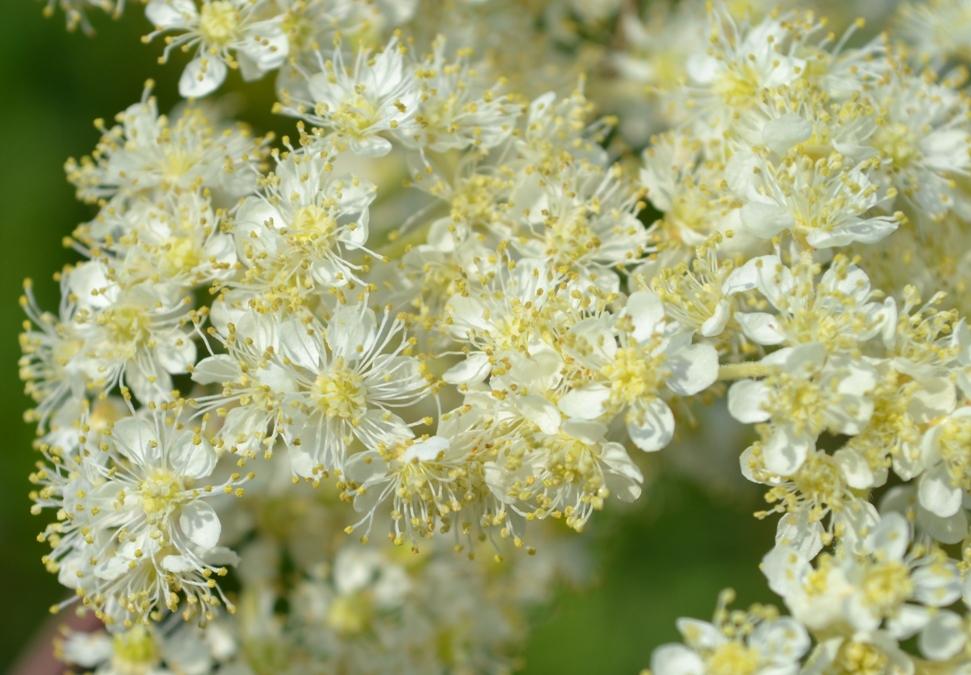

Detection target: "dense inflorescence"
[24, 0, 971, 672]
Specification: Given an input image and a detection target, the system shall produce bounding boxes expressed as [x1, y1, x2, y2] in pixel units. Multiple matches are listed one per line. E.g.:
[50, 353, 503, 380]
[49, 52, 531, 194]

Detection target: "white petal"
[722, 255, 781, 296]
[558, 384, 611, 420]
[401, 436, 450, 463]
[278, 319, 321, 371]
[651, 644, 704, 675]
[726, 151, 763, 200]
[111, 417, 160, 467]
[834, 448, 875, 490]
[762, 114, 813, 154]
[675, 619, 725, 650]
[763, 427, 812, 476]
[736, 312, 786, 345]
[145, 0, 195, 28]
[191, 354, 240, 385]
[665, 343, 719, 396]
[912, 562, 962, 607]
[239, 21, 289, 73]
[887, 604, 930, 641]
[517, 394, 561, 435]
[700, 300, 731, 337]
[628, 398, 675, 452]
[327, 304, 377, 360]
[867, 512, 910, 561]
[751, 616, 811, 661]
[917, 505, 967, 545]
[728, 379, 772, 423]
[909, 377, 956, 424]
[761, 544, 808, 597]
[562, 419, 608, 445]
[919, 464, 962, 518]
[179, 500, 222, 550]
[740, 202, 795, 238]
[599, 442, 643, 502]
[626, 290, 665, 342]
[920, 610, 966, 661]
[442, 353, 492, 385]
[179, 56, 228, 99]
[170, 434, 217, 479]
[161, 554, 198, 574]
[775, 511, 824, 560]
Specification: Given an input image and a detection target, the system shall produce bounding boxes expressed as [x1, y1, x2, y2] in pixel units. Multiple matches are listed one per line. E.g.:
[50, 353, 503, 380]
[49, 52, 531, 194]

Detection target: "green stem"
[717, 363, 775, 381]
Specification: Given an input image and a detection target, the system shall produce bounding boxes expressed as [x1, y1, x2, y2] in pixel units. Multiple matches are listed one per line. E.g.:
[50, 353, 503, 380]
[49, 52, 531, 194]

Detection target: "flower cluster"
[25, 0, 971, 673]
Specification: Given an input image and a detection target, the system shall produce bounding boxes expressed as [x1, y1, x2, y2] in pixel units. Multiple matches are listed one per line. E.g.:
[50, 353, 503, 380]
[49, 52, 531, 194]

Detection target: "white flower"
[67, 263, 198, 403]
[729, 342, 877, 475]
[277, 303, 431, 479]
[33, 408, 245, 626]
[559, 290, 718, 452]
[282, 37, 420, 156]
[919, 406, 971, 518]
[651, 591, 810, 675]
[232, 151, 377, 304]
[19, 277, 88, 432]
[485, 418, 643, 533]
[726, 149, 901, 248]
[44, 0, 126, 34]
[868, 73, 971, 222]
[405, 36, 521, 152]
[683, 9, 807, 127]
[105, 191, 238, 287]
[66, 89, 264, 210]
[742, 446, 880, 560]
[724, 255, 890, 350]
[801, 633, 914, 675]
[763, 513, 961, 640]
[146, 0, 289, 98]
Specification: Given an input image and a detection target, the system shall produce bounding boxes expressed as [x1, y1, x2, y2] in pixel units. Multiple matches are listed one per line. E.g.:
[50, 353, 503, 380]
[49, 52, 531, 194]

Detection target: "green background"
[0, 4, 774, 672]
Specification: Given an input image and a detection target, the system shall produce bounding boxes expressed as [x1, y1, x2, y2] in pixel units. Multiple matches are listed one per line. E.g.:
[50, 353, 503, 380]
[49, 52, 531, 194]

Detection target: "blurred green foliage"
[0, 5, 774, 672]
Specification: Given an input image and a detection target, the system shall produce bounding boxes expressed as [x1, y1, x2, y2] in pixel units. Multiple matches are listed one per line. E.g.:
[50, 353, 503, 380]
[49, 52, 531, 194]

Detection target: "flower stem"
[717, 363, 775, 380]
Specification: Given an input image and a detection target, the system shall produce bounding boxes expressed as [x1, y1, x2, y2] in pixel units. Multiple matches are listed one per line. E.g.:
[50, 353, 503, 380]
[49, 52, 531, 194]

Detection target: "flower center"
[139, 470, 186, 524]
[313, 366, 367, 419]
[829, 641, 889, 675]
[707, 642, 760, 675]
[291, 205, 336, 243]
[199, 1, 239, 47]
[105, 306, 151, 347]
[110, 625, 161, 675]
[162, 236, 200, 276]
[326, 592, 373, 636]
[861, 559, 914, 617]
[602, 346, 664, 408]
[712, 64, 758, 107]
[872, 123, 919, 168]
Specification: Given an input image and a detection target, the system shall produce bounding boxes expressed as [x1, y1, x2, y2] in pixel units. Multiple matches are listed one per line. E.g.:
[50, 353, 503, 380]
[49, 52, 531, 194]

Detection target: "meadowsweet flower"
[33, 406, 247, 627]
[66, 88, 264, 213]
[763, 512, 961, 640]
[276, 303, 432, 479]
[724, 255, 890, 350]
[67, 263, 199, 403]
[651, 591, 810, 675]
[280, 37, 420, 156]
[232, 150, 378, 307]
[44, 0, 126, 34]
[146, 0, 289, 97]
[559, 290, 719, 452]
[729, 342, 878, 475]
[406, 37, 522, 153]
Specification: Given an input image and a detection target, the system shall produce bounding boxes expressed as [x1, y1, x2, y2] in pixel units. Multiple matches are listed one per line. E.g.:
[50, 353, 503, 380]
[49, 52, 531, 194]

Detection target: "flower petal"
[179, 500, 222, 550]
[179, 56, 228, 99]
[628, 398, 675, 452]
